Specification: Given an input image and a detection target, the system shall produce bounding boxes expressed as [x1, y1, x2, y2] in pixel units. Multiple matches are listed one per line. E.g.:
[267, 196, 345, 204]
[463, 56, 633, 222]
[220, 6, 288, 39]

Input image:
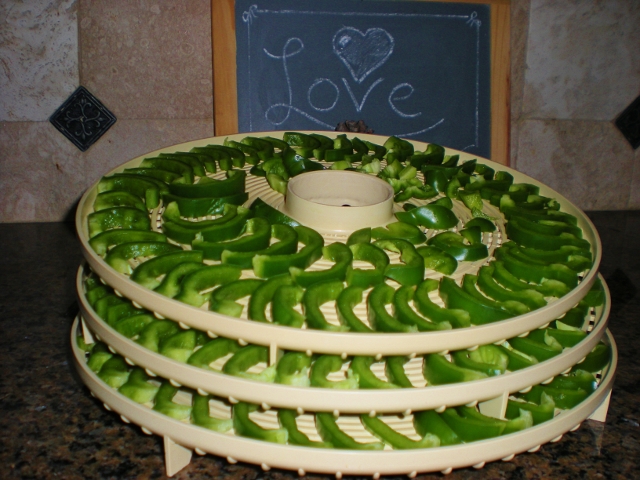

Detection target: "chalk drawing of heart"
[332, 27, 394, 84]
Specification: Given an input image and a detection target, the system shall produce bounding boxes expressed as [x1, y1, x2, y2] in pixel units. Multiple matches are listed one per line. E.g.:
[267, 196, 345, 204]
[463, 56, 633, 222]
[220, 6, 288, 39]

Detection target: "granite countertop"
[1, 212, 638, 480]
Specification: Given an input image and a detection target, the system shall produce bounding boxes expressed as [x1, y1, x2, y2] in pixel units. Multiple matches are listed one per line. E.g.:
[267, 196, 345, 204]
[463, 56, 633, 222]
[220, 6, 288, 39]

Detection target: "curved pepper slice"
[162, 205, 246, 244]
[374, 238, 425, 287]
[506, 392, 555, 425]
[371, 221, 426, 245]
[152, 381, 191, 419]
[451, 345, 509, 376]
[303, 280, 347, 331]
[336, 286, 373, 333]
[94, 191, 147, 212]
[346, 227, 371, 246]
[162, 201, 238, 229]
[427, 231, 488, 262]
[105, 241, 181, 274]
[118, 367, 159, 403]
[87, 343, 113, 372]
[423, 353, 488, 385]
[464, 217, 496, 232]
[385, 356, 413, 388]
[367, 284, 417, 333]
[413, 410, 462, 446]
[439, 277, 513, 325]
[272, 285, 306, 328]
[494, 246, 578, 288]
[136, 320, 181, 352]
[351, 356, 401, 389]
[209, 278, 264, 317]
[310, 355, 359, 389]
[460, 405, 532, 435]
[162, 191, 248, 218]
[346, 242, 389, 289]
[278, 409, 332, 447]
[168, 169, 246, 199]
[506, 217, 590, 251]
[247, 273, 293, 322]
[253, 226, 324, 278]
[491, 259, 570, 298]
[88, 207, 151, 237]
[191, 394, 233, 432]
[275, 351, 311, 386]
[440, 408, 506, 442]
[222, 224, 298, 269]
[316, 413, 384, 450]
[233, 402, 288, 443]
[158, 329, 197, 363]
[495, 344, 539, 371]
[574, 342, 611, 373]
[124, 167, 182, 184]
[130, 250, 203, 289]
[154, 262, 205, 298]
[522, 370, 596, 409]
[509, 213, 583, 238]
[508, 332, 563, 362]
[97, 355, 130, 388]
[476, 264, 547, 310]
[222, 345, 276, 382]
[413, 279, 471, 328]
[98, 175, 166, 209]
[174, 264, 242, 307]
[291, 242, 353, 287]
[113, 313, 155, 338]
[90, 229, 167, 256]
[193, 217, 271, 260]
[187, 338, 241, 371]
[140, 156, 194, 183]
[361, 415, 439, 449]
[394, 204, 458, 230]
[416, 245, 457, 275]
[249, 197, 300, 226]
[393, 285, 451, 331]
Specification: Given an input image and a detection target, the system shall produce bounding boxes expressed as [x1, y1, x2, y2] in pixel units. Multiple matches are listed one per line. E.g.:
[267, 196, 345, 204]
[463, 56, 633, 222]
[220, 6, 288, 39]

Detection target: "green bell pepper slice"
[123, 167, 182, 184]
[186, 337, 240, 370]
[113, 313, 155, 339]
[394, 204, 458, 230]
[368, 284, 417, 333]
[316, 413, 384, 450]
[336, 286, 373, 333]
[152, 381, 191, 419]
[291, 242, 353, 287]
[575, 343, 611, 373]
[158, 329, 197, 363]
[374, 238, 425, 286]
[97, 355, 130, 388]
[130, 250, 203, 289]
[477, 264, 547, 310]
[162, 205, 248, 244]
[506, 217, 590, 251]
[247, 273, 293, 322]
[351, 356, 401, 389]
[93, 190, 147, 212]
[508, 333, 563, 362]
[494, 246, 579, 289]
[221, 223, 298, 269]
[98, 175, 166, 209]
[249, 197, 300, 226]
[413, 410, 462, 446]
[222, 345, 276, 382]
[159, 152, 206, 176]
[139, 156, 194, 183]
[173, 264, 242, 307]
[105, 241, 181, 274]
[385, 356, 413, 388]
[303, 280, 347, 331]
[136, 320, 181, 352]
[491, 259, 570, 298]
[87, 343, 113, 373]
[523, 370, 596, 410]
[154, 262, 205, 298]
[209, 278, 264, 317]
[413, 279, 471, 328]
[451, 345, 509, 376]
[90, 229, 167, 256]
[87, 207, 151, 237]
[427, 231, 488, 262]
[495, 344, 539, 371]
[118, 367, 159, 403]
[192, 217, 271, 260]
[168, 169, 246, 198]
[191, 394, 233, 432]
[440, 408, 506, 442]
[423, 353, 488, 385]
[272, 284, 306, 328]
[361, 415, 439, 449]
[161, 191, 248, 218]
[392, 285, 451, 331]
[253, 226, 324, 278]
[346, 242, 389, 289]
[277, 409, 332, 447]
[233, 402, 288, 443]
[506, 392, 555, 426]
[416, 245, 458, 275]
[275, 352, 311, 386]
[439, 277, 513, 325]
[310, 355, 359, 389]
[371, 221, 426, 245]
[346, 227, 371, 246]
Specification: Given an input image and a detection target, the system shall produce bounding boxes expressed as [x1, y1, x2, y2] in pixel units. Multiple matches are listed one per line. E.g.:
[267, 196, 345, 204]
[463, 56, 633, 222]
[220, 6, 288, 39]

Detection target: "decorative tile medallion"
[49, 86, 116, 152]
[615, 95, 640, 150]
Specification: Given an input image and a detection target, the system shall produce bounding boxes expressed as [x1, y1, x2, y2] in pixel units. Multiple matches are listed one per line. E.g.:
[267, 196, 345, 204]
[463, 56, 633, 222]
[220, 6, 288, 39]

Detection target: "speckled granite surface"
[1, 213, 639, 480]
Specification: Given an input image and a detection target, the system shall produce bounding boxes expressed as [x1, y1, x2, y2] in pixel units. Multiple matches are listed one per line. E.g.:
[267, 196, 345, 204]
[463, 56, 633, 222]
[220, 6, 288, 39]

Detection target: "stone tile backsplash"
[0, 0, 638, 222]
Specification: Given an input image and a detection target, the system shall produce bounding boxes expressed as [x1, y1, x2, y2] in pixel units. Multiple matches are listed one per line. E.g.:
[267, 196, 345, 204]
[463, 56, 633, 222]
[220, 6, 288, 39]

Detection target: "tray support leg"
[269, 343, 283, 366]
[164, 436, 192, 476]
[588, 389, 612, 423]
[81, 316, 95, 345]
[479, 391, 509, 418]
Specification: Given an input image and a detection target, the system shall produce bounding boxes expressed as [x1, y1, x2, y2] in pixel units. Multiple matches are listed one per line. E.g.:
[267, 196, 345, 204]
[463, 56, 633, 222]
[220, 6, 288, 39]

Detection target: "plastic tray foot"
[164, 436, 192, 477]
[588, 389, 612, 423]
[479, 391, 508, 419]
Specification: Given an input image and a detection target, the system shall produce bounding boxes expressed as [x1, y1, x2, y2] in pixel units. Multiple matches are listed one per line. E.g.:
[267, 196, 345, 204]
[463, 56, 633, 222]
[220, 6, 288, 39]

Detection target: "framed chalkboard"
[212, 0, 510, 164]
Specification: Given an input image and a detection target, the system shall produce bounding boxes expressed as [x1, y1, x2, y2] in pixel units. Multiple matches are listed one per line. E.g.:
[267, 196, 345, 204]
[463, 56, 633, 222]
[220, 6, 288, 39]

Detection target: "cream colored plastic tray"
[72, 317, 617, 477]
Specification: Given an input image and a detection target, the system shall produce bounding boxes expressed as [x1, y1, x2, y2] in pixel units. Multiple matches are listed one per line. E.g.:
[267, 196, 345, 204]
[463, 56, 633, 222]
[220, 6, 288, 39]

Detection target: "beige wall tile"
[514, 119, 633, 210]
[0, 119, 213, 223]
[523, 0, 640, 121]
[79, 0, 213, 120]
[0, 0, 79, 121]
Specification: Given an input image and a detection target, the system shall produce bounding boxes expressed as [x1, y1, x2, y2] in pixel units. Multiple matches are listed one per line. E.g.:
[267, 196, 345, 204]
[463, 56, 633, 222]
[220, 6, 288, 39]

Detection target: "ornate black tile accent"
[49, 86, 116, 152]
[615, 95, 640, 150]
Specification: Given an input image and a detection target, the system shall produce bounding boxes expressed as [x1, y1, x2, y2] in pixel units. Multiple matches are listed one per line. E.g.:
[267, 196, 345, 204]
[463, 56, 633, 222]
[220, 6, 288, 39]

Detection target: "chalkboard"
[212, 0, 511, 164]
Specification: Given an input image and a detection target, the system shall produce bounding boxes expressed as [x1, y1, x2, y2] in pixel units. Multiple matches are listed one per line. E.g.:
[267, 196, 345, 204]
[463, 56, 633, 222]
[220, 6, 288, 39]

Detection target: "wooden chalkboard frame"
[212, 0, 510, 165]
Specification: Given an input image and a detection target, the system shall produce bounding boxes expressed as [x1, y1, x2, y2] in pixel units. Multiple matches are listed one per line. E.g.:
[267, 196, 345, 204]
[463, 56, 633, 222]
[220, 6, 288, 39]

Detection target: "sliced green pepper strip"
[278, 409, 332, 447]
[427, 232, 488, 262]
[154, 262, 205, 298]
[253, 226, 324, 278]
[423, 353, 488, 385]
[368, 284, 417, 333]
[193, 144, 246, 168]
[291, 242, 353, 287]
[159, 153, 205, 176]
[162, 201, 238, 230]
[494, 246, 578, 288]
[136, 320, 181, 352]
[222, 224, 298, 269]
[113, 313, 155, 339]
[123, 167, 182, 184]
[168, 170, 246, 199]
[93, 191, 147, 212]
[506, 392, 555, 425]
[394, 204, 458, 230]
[416, 245, 457, 275]
[492, 260, 570, 297]
[193, 217, 271, 261]
[118, 367, 159, 403]
[267, 173, 288, 194]
[272, 285, 306, 328]
[439, 277, 513, 325]
[346, 227, 371, 246]
[495, 344, 539, 371]
[130, 250, 203, 289]
[191, 394, 233, 432]
[158, 329, 197, 363]
[105, 241, 181, 274]
[140, 156, 194, 183]
[459, 405, 528, 435]
[90, 229, 167, 256]
[187, 337, 240, 370]
[385, 356, 413, 388]
[575, 343, 611, 373]
[371, 221, 426, 245]
[174, 264, 242, 307]
[413, 279, 471, 328]
[162, 205, 247, 244]
[582, 278, 605, 306]
[336, 286, 373, 333]
[523, 371, 595, 409]
[87, 207, 151, 238]
[440, 408, 505, 442]
[303, 280, 347, 331]
[351, 356, 401, 389]
[451, 345, 509, 376]
[346, 242, 389, 289]
[361, 415, 439, 449]
[222, 345, 276, 382]
[224, 139, 260, 164]
[393, 285, 451, 331]
[374, 238, 425, 287]
[316, 413, 384, 450]
[506, 217, 590, 251]
[546, 325, 587, 348]
[275, 352, 311, 386]
[247, 273, 293, 322]
[161, 192, 248, 218]
[93, 294, 125, 320]
[282, 148, 325, 175]
[477, 264, 547, 310]
[509, 213, 583, 238]
[249, 197, 300, 226]
[413, 410, 462, 446]
[98, 175, 165, 209]
[97, 355, 130, 388]
[87, 343, 113, 373]
[508, 334, 563, 362]
[310, 355, 359, 389]
[152, 381, 191, 419]
[209, 278, 264, 317]
[460, 274, 529, 317]
[556, 303, 589, 328]
[233, 402, 288, 443]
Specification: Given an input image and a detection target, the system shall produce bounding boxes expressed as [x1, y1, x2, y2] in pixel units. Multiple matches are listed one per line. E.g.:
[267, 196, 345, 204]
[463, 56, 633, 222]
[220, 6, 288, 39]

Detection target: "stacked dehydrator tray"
[73, 132, 617, 477]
